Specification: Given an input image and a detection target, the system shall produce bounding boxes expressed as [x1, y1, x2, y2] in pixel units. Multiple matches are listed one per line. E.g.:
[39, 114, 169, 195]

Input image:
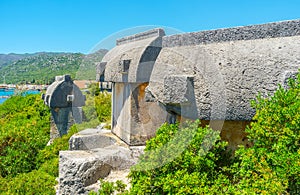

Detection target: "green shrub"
[129, 121, 234, 194]
[83, 97, 98, 122]
[0, 176, 8, 194]
[2, 170, 56, 195]
[0, 95, 78, 194]
[0, 122, 79, 195]
[94, 91, 111, 123]
[36, 124, 78, 166]
[0, 95, 50, 177]
[88, 83, 101, 96]
[89, 180, 128, 195]
[231, 72, 300, 194]
[83, 84, 111, 124]
[38, 157, 59, 178]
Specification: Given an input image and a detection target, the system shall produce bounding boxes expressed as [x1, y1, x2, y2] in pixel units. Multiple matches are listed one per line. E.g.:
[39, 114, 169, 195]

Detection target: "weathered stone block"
[69, 128, 117, 150]
[58, 151, 111, 195]
[111, 83, 167, 145]
[58, 145, 136, 195]
[163, 75, 194, 104]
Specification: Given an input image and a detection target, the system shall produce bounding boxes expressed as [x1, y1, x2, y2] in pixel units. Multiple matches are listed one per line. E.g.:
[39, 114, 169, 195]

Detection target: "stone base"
[58, 146, 137, 195]
[58, 127, 145, 195]
[69, 128, 121, 150]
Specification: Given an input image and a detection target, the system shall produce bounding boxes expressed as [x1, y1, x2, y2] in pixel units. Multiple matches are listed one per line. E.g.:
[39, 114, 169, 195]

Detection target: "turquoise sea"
[0, 88, 40, 104]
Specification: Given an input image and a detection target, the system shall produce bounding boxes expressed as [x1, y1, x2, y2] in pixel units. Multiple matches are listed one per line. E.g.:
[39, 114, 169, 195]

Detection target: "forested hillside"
[76, 49, 108, 80]
[0, 50, 107, 84]
[0, 52, 66, 68]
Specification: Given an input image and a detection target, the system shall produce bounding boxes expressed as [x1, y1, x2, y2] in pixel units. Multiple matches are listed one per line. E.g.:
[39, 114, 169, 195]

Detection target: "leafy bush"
[88, 82, 101, 96]
[0, 119, 80, 195]
[35, 125, 79, 179]
[83, 95, 98, 122]
[129, 121, 234, 194]
[38, 157, 59, 178]
[83, 83, 111, 125]
[0, 95, 50, 177]
[89, 180, 128, 195]
[2, 170, 56, 195]
[231, 73, 300, 194]
[94, 91, 111, 123]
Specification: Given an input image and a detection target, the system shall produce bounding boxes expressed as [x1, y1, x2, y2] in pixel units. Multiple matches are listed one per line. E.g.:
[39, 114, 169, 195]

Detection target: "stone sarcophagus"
[98, 20, 300, 147]
[97, 29, 168, 145]
[44, 75, 85, 137]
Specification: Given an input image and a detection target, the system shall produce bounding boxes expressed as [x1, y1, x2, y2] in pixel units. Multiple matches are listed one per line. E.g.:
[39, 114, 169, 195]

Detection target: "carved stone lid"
[101, 28, 165, 83]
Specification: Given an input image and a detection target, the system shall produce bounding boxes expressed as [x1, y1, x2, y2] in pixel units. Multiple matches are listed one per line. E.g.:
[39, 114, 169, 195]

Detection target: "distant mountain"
[0, 53, 32, 68]
[75, 49, 108, 80]
[0, 50, 108, 84]
[0, 52, 69, 68]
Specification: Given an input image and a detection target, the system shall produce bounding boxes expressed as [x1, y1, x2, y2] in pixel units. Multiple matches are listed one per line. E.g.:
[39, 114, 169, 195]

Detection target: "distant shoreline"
[0, 88, 41, 104]
[0, 84, 48, 91]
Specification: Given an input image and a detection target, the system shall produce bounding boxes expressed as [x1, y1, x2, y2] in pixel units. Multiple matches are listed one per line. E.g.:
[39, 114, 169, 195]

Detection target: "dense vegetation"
[0, 85, 111, 194]
[75, 50, 108, 80]
[127, 73, 300, 194]
[83, 83, 111, 125]
[0, 50, 107, 84]
[0, 94, 56, 194]
[0, 95, 50, 177]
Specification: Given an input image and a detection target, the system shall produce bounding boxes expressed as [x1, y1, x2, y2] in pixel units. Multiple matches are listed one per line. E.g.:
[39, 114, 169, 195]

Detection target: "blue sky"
[0, 0, 299, 54]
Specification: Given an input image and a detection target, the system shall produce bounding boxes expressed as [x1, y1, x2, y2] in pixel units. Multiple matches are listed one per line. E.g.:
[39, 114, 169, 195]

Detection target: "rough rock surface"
[58, 127, 145, 195]
[85, 169, 131, 194]
[148, 35, 300, 121]
[85, 147, 145, 194]
[58, 145, 138, 195]
[69, 128, 119, 150]
[162, 20, 300, 47]
[58, 150, 111, 194]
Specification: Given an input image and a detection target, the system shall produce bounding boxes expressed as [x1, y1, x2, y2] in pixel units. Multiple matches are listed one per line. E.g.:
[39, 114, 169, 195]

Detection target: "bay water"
[0, 88, 40, 104]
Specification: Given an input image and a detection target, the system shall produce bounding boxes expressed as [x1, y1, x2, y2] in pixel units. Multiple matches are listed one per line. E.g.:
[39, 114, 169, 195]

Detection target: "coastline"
[0, 84, 48, 91]
[0, 87, 42, 104]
